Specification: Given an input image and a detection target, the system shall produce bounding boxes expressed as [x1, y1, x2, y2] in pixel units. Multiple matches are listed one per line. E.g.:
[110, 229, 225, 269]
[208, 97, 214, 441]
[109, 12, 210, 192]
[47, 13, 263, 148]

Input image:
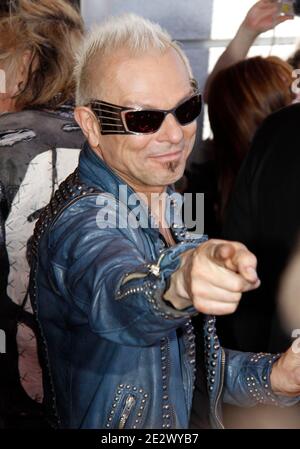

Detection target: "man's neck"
[126, 183, 175, 246]
[110, 167, 168, 226]
[135, 188, 175, 247]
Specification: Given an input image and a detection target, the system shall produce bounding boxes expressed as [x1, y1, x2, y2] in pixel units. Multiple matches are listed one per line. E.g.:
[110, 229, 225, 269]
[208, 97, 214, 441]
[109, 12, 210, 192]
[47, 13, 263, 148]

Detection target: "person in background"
[220, 98, 300, 428]
[208, 55, 294, 227]
[185, 55, 294, 237]
[0, 0, 85, 428]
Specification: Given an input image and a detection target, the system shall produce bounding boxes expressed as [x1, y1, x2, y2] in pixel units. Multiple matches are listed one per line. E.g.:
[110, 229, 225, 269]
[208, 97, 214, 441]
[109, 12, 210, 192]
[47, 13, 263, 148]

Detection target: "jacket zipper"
[147, 229, 173, 276]
[118, 395, 136, 429]
[213, 348, 225, 429]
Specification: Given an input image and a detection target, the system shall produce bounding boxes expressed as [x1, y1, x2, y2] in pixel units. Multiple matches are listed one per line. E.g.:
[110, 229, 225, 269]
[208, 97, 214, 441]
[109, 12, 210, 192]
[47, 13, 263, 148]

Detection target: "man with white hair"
[29, 14, 300, 429]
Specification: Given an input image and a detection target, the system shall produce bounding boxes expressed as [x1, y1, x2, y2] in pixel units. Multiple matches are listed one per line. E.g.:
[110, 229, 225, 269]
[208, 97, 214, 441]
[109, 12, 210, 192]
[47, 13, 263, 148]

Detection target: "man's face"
[93, 48, 197, 192]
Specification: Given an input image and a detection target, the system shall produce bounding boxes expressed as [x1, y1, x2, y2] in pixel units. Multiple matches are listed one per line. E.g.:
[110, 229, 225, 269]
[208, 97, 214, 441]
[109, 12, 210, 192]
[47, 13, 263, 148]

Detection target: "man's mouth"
[149, 150, 183, 163]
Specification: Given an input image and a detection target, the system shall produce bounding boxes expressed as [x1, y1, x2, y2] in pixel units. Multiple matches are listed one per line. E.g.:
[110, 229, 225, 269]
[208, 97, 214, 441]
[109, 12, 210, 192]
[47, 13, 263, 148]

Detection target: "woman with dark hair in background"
[185, 56, 294, 238]
[208, 55, 294, 225]
[0, 0, 85, 428]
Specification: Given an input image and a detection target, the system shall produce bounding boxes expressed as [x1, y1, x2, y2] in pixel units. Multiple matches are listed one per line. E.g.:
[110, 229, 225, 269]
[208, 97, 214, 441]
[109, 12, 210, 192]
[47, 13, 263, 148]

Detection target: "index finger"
[212, 242, 259, 283]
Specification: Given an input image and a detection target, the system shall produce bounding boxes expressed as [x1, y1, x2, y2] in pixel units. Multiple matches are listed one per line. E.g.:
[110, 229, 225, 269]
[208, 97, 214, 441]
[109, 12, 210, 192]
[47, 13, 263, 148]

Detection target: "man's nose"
[157, 112, 184, 143]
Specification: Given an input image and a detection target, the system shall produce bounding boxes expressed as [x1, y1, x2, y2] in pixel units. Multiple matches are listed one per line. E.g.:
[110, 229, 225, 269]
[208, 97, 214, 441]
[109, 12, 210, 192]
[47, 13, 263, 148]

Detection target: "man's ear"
[74, 106, 101, 148]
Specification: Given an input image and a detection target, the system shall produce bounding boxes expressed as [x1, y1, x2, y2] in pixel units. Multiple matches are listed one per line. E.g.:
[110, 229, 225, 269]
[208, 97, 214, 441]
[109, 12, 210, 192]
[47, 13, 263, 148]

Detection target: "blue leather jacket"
[29, 143, 298, 429]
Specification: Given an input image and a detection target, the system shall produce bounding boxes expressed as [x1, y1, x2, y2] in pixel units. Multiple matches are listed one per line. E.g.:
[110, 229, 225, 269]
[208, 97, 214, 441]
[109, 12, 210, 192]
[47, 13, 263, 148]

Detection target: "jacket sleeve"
[47, 195, 205, 346]
[223, 349, 300, 407]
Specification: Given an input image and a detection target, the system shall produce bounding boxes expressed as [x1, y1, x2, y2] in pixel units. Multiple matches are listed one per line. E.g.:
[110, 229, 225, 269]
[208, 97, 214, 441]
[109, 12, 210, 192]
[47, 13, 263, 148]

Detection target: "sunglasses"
[89, 91, 202, 135]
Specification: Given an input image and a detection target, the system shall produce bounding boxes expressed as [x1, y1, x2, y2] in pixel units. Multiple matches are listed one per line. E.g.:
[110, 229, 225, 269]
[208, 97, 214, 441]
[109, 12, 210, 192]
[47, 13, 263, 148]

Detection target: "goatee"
[166, 161, 179, 173]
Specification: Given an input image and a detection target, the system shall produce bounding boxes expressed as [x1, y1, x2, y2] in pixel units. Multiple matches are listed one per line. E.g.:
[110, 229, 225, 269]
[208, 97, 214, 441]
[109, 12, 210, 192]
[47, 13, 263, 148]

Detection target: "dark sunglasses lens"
[125, 110, 165, 134]
[175, 94, 202, 125]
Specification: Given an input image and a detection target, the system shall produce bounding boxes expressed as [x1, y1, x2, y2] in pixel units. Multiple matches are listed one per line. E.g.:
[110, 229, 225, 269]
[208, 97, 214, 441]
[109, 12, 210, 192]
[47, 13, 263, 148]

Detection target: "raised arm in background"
[204, 0, 292, 102]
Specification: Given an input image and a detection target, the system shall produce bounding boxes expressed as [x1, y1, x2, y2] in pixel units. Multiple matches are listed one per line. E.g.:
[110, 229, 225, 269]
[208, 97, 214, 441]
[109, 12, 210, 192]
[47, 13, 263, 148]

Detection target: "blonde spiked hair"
[75, 13, 194, 106]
